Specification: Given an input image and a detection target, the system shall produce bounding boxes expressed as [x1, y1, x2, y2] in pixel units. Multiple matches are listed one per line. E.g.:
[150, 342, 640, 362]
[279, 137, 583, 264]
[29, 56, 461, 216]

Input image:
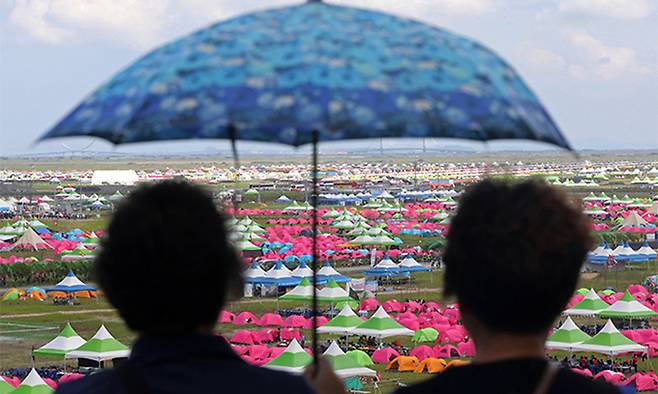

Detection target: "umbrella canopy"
[317, 303, 364, 335]
[65, 325, 130, 362]
[33, 323, 86, 359]
[351, 306, 414, 338]
[10, 369, 53, 394]
[563, 289, 609, 316]
[323, 341, 377, 378]
[545, 317, 591, 351]
[264, 338, 312, 374]
[571, 320, 646, 355]
[597, 290, 658, 319]
[40, 2, 569, 149]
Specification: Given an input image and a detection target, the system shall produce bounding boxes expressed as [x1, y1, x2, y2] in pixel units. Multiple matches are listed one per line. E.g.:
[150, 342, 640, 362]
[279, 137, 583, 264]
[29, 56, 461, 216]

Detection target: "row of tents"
[1, 272, 96, 302]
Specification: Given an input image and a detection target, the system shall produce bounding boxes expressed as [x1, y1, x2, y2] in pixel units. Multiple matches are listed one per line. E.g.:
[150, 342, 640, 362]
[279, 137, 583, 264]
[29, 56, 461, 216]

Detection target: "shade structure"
[264, 339, 312, 374]
[351, 306, 414, 338]
[563, 289, 609, 316]
[636, 242, 657, 260]
[65, 325, 130, 362]
[622, 211, 649, 227]
[346, 350, 374, 367]
[571, 320, 646, 355]
[317, 303, 364, 335]
[323, 341, 377, 378]
[33, 323, 86, 358]
[45, 271, 96, 297]
[266, 261, 302, 287]
[0, 378, 14, 394]
[317, 280, 357, 305]
[236, 236, 260, 251]
[291, 261, 314, 279]
[10, 369, 53, 394]
[8, 227, 53, 251]
[399, 254, 431, 273]
[597, 290, 658, 319]
[364, 256, 402, 277]
[244, 261, 270, 284]
[545, 317, 591, 351]
[315, 261, 351, 283]
[279, 277, 314, 301]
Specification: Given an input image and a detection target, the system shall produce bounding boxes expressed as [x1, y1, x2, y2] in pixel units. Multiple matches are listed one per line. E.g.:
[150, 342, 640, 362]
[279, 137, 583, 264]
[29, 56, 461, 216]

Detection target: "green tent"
[1, 289, 21, 301]
[279, 278, 314, 301]
[571, 320, 646, 355]
[597, 290, 658, 319]
[563, 289, 609, 316]
[317, 280, 358, 305]
[0, 378, 14, 394]
[323, 341, 377, 378]
[317, 303, 364, 335]
[65, 325, 129, 362]
[545, 317, 591, 351]
[575, 288, 589, 296]
[351, 306, 414, 338]
[265, 339, 312, 374]
[413, 328, 439, 343]
[10, 369, 52, 394]
[346, 350, 374, 367]
[33, 323, 86, 359]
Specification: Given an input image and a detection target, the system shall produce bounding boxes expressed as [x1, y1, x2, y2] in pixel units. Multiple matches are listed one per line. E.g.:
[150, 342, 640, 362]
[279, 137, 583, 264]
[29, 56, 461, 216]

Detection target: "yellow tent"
[446, 359, 469, 369]
[414, 357, 447, 374]
[386, 356, 420, 372]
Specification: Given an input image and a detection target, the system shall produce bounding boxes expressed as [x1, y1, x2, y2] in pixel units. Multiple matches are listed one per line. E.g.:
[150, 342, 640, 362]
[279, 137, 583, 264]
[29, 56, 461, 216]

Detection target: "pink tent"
[218, 311, 235, 323]
[396, 311, 417, 321]
[284, 315, 308, 328]
[628, 284, 649, 296]
[570, 368, 593, 377]
[398, 318, 420, 331]
[43, 378, 58, 389]
[231, 344, 248, 355]
[58, 373, 84, 384]
[254, 328, 278, 343]
[234, 311, 258, 325]
[359, 298, 380, 311]
[246, 344, 270, 360]
[372, 347, 400, 364]
[445, 326, 466, 343]
[382, 299, 403, 313]
[457, 340, 475, 357]
[280, 328, 301, 341]
[409, 345, 435, 361]
[423, 302, 441, 311]
[433, 344, 461, 358]
[269, 347, 287, 358]
[404, 301, 422, 313]
[626, 373, 658, 391]
[230, 330, 257, 345]
[566, 294, 584, 308]
[1, 376, 19, 388]
[258, 313, 284, 326]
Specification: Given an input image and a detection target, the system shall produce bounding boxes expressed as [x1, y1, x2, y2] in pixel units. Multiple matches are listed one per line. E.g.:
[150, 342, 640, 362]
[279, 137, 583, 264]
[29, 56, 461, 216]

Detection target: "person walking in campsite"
[55, 181, 315, 394]
[396, 180, 626, 394]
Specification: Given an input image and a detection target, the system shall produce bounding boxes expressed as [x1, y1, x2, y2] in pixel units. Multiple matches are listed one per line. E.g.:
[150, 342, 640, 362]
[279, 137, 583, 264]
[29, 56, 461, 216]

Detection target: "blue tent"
[45, 271, 96, 293]
[315, 261, 352, 284]
[364, 256, 403, 277]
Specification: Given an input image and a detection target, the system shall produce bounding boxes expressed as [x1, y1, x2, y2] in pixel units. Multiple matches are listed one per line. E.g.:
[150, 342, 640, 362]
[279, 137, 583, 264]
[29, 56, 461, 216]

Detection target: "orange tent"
[414, 357, 447, 374]
[446, 359, 469, 369]
[386, 356, 420, 372]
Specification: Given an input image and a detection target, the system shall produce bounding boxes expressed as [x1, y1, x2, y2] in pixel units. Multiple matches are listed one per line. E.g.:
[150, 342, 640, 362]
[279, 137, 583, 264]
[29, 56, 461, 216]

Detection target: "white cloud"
[523, 47, 567, 70]
[336, 0, 493, 16]
[556, 0, 653, 19]
[564, 29, 653, 79]
[8, 0, 74, 44]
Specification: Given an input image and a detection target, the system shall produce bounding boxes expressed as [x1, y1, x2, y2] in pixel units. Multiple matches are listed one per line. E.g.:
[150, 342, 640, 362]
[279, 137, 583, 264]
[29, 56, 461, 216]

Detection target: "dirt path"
[0, 308, 116, 319]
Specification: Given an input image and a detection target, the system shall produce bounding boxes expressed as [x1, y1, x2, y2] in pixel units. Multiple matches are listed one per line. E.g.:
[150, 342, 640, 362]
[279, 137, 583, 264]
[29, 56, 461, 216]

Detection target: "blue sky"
[1, 0, 657, 156]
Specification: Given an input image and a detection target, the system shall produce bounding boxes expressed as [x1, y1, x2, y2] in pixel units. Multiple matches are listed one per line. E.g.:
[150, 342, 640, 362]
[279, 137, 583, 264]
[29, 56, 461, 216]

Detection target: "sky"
[1, 0, 657, 156]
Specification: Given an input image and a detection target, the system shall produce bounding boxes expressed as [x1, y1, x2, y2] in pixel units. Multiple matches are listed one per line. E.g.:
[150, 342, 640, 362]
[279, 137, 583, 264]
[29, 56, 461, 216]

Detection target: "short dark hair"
[444, 179, 592, 334]
[95, 180, 243, 333]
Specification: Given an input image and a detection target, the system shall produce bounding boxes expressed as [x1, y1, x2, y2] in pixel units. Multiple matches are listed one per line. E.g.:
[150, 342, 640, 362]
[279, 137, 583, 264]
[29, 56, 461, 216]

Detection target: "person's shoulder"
[555, 369, 624, 393]
[54, 370, 122, 394]
[396, 366, 466, 394]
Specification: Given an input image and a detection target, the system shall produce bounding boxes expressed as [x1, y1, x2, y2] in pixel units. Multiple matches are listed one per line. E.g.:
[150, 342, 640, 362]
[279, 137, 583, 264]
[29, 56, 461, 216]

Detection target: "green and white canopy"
[236, 236, 260, 251]
[323, 341, 377, 378]
[10, 369, 53, 394]
[571, 320, 646, 355]
[597, 290, 658, 319]
[317, 304, 364, 335]
[279, 278, 314, 301]
[265, 339, 312, 374]
[65, 325, 130, 362]
[317, 280, 357, 305]
[33, 323, 86, 358]
[0, 378, 13, 394]
[545, 317, 591, 351]
[350, 306, 414, 338]
[563, 289, 609, 316]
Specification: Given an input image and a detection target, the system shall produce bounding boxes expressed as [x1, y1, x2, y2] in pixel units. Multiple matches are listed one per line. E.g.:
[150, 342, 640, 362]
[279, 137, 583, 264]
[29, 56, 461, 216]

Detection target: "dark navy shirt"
[55, 334, 314, 394]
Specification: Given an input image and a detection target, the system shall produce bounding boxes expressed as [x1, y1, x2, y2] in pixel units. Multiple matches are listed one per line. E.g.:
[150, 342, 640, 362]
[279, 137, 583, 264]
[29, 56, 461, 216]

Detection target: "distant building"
[91, 170, 139, 186]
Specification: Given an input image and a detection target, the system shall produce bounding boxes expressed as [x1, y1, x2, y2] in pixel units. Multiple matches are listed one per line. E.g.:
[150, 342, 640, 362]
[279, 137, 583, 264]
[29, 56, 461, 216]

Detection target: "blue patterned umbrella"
[40, 0, 570, 149]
